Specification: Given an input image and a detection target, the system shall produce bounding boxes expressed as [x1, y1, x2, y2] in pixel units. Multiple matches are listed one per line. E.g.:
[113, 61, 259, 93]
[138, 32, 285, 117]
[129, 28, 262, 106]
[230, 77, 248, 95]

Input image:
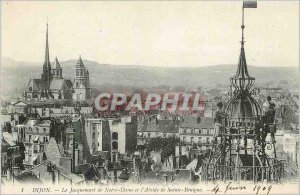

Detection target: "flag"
[243, 1, 257, 8]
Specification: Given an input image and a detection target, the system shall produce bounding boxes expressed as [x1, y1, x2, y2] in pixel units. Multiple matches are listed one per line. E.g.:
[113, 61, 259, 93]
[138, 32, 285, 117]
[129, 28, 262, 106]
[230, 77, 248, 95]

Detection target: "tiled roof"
[76, 164, 101, 181]
[108, 162, 124, 170]
[140, 118, 179, 133]
[118, 169, 130, 180]
[50, 79, 64, 91]
[65, 79, 73, 88]
[27, 160, 85, 184]
[15, 171, 43, 184]
[180, 116, 213, 129]
[44, 137, 62, 164]
[276, 104, 294, 118]
[50, 78, 73, 91]
[31, 79, 48, 91]
[2, 132, 16, 146]
[1, 139, 9, 152]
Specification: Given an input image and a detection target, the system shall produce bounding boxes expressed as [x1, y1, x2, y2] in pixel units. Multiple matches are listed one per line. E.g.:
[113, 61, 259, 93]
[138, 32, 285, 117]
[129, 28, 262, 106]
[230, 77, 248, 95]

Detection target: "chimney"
[56, 170, 60, 184]
[170, 174, 174, 182]
[6, 169, 11, 182]
[163, 173, 168, 183]
[197, 116, 201, 124]
[72, 133, 75, 173]
[169, 155, 174, 170]
[105, 160, 109, 170]
[190, 169, 194, 181]
[133, 157, 136, 171]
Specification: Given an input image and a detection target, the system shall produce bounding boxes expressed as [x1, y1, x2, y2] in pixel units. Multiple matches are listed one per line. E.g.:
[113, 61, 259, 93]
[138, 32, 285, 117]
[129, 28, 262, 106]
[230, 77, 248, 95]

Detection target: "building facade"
[179, 116, 215, 152]
[23, 118, 51, 168]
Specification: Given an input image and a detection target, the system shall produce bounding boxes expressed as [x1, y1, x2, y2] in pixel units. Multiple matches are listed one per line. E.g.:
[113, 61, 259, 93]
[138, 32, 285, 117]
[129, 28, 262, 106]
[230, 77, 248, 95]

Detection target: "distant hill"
[0, 57, 298, 99]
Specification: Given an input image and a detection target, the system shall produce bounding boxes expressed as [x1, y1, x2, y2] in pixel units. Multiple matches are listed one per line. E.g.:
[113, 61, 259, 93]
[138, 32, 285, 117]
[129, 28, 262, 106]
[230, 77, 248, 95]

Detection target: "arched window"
[112, 141, 118, 150]
[76, 82, 79, 88]
[28, 87, 32, 91]
[33, 145, 38, 153]
[155, 132, 159, 137]
[206, 137, 210, 144]
[112, 132, 118, 140]
[198, 137, 202, 144]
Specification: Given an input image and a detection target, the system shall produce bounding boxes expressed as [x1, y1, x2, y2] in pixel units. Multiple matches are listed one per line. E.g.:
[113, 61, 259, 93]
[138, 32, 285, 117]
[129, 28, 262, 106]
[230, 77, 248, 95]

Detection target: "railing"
[202, 160, 284, 182]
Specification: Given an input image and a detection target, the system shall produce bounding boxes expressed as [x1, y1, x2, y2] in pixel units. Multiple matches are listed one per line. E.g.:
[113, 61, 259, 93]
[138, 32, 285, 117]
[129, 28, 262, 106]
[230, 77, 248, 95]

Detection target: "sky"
[1, 1, 299, 67]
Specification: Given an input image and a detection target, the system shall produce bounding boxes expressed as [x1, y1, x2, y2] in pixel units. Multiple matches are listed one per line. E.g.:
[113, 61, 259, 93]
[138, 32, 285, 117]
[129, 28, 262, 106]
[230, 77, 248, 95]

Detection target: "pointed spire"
[43, 20, 51, 69]
[230, 4, 255, 92]
[54, 57, 61, 69]
[76, 55, 85, 68]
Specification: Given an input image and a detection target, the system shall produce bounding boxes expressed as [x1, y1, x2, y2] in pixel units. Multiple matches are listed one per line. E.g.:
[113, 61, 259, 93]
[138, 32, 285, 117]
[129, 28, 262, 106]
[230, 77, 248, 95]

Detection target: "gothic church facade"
[24, 24, 91, 101]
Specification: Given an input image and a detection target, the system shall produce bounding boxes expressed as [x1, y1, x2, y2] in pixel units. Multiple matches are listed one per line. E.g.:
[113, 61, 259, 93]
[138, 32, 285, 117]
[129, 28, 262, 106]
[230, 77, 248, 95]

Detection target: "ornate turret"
[76, 56, 85, 68]
[226, 6, 261, 120]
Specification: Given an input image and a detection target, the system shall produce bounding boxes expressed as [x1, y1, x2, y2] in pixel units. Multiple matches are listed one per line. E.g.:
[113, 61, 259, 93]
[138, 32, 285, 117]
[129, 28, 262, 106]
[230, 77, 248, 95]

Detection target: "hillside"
[0, 57, 298, 99]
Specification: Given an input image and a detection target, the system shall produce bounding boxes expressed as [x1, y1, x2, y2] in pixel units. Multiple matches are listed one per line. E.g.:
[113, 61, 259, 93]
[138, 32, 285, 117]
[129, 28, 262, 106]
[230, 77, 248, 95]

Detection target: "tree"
[145, 137, 180, 162]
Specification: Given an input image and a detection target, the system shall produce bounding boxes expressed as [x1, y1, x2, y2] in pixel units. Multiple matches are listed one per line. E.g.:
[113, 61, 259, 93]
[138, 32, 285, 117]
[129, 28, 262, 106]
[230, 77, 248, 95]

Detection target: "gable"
[44, 137, 62, 164]
[13, 101, 28, 106]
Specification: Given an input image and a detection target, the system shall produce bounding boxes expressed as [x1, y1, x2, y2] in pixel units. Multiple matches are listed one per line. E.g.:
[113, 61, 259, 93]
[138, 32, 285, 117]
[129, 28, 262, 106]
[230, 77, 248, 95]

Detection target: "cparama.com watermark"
[94, 92, 208, 112]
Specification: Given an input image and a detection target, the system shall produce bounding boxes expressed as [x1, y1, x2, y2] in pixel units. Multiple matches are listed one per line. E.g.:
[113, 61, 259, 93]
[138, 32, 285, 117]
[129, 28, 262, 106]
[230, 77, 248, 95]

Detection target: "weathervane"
[241, 1, 257, 47]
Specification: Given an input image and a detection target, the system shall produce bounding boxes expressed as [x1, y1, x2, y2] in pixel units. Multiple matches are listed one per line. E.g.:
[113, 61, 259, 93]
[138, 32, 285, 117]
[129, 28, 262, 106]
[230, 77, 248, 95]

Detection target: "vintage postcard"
[0, 1, 299, 194]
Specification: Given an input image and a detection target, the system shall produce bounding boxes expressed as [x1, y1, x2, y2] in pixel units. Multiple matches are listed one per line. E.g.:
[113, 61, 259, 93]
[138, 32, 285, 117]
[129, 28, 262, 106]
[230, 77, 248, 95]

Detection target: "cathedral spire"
[41, 20, 52, 85]
[44, 20, 51, 69]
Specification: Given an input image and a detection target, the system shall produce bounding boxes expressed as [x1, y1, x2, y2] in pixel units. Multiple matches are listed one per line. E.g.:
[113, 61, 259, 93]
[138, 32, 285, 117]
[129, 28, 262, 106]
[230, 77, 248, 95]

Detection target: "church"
[24, 23, 91, 101]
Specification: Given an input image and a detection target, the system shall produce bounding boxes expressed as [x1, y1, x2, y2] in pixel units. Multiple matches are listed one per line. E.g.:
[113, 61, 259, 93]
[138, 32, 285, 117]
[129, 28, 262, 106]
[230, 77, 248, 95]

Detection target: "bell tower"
[52, 57, 63, 79]
[73, 56, 91, 100]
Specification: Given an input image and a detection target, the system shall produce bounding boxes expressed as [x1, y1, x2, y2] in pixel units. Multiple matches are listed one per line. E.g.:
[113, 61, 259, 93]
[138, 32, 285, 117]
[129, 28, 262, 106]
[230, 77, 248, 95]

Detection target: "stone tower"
[51, 57, 62, 79]
[73, 56, 91, 100]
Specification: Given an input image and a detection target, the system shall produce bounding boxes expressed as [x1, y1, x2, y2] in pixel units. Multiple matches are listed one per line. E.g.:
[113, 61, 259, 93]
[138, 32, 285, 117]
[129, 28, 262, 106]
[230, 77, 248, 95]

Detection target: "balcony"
[180, 141, 213, 146]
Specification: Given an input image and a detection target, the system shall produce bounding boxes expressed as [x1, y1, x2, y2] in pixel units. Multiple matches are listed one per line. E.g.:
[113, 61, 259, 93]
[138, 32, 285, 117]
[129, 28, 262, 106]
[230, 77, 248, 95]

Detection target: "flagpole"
[241, 5, 245, 46]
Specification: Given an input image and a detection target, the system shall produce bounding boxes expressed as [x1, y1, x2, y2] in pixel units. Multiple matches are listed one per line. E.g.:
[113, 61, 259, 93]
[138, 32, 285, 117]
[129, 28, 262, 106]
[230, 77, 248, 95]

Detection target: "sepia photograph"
[0, 0, 299, 194]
